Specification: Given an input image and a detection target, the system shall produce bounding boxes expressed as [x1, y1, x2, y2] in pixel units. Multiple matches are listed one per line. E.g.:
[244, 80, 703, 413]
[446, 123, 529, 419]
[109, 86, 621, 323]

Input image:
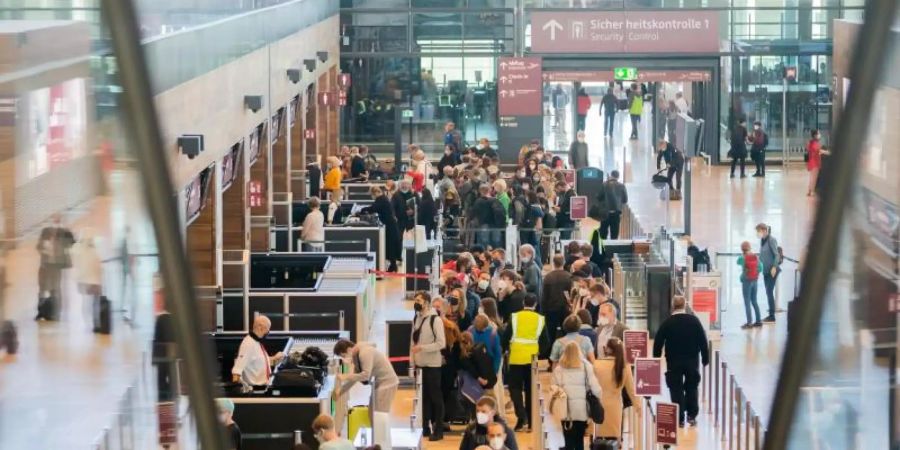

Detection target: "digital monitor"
[249, 125, 261, 165]
[270, 108, 283, 145]
[222, 140, 242, 191]
[438, 95, 451, 106]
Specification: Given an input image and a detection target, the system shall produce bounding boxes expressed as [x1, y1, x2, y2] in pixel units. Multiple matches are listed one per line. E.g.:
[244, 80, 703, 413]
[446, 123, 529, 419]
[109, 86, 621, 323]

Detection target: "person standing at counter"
[333, 339, 399, 448]
[231, 315, 284, 387]
[362, 186, 402, 272]
[300, 196, 325, 252]
[323, 156, 343, 200]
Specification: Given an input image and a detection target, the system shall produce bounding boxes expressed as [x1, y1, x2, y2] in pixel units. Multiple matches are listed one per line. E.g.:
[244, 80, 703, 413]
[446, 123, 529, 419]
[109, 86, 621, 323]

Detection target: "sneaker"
[753, 321, 763, 327]
[514, 420, 526, 432]
[763, 316, 776, 323]
[688, 418, 698, 427]
[429, 434, 444, 442]
[752, 173, 762, 177]
[740, 323, 753, 330]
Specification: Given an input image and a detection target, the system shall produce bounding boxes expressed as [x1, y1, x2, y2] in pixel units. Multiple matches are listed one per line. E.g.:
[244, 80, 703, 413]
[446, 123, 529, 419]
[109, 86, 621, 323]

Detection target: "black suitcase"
[591, 438, 620, 450]
[271, 367, 321, 396]
[1, 320, 18, 354]
[37, 295, 55, 321]
[94, 296, 112, 334]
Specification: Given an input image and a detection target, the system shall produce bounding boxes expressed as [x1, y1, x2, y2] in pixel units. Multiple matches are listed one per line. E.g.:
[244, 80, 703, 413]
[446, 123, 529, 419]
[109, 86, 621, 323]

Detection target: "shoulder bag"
[584, 364, 605, 424]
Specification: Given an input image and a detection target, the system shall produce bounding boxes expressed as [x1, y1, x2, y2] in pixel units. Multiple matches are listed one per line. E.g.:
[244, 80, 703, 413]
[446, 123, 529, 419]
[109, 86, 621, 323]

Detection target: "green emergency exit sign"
[614, 67, 638, 81]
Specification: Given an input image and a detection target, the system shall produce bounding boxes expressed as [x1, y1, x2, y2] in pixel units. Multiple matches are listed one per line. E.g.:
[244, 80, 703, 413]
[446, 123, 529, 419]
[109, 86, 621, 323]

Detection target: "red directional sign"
[498, 57, 542, 116]
[531, 11, 720, 54]
[338, 73, 351, 90]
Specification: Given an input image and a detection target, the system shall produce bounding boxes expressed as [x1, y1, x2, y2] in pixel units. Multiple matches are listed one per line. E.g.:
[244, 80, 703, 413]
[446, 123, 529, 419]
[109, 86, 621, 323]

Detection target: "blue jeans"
[742, 279, 761, 324]
[763, 270, 779, 317]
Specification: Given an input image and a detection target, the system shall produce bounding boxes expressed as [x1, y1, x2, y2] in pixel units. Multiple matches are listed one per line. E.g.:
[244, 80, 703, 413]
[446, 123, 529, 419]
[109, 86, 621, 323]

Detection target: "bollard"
[714, 351, 720, 426]
[721, 361, 728, 438]
[754, 415, 761, 450]
[728, 375, 735, 445]
[734, 387, 741, 450]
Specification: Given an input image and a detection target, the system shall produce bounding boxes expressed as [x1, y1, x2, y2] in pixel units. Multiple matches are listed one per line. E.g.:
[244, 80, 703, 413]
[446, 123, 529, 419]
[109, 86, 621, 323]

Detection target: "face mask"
[438, 278, 446, 287]
[490, 437, 506, 450]
[476, 412, 491, 425]
[580, 288, 589, 297]
[497, 280, 509, 291]
[529, 165, 536, 170]
[478, 307, 485, 316]
[445, 150, 452, 155]
[478, 280, 490, 290]
[598, 316, 610, 326]
[414, 302, 423, 312]
[590, 298, 600, 306]
[517, 171, 526, 178]
[754, 125, 760, 130]
[577, 137, 585, 143]
[400, 187, 410, 193]
[520, 255, 531, 263]
[477, 144, 485, 150]
[757, 232, 764, 239]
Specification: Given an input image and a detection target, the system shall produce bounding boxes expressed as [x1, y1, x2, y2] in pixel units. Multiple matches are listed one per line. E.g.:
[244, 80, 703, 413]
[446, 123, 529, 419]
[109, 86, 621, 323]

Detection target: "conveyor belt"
[317, 277, 365, 292]
[289, 336, 343, 358]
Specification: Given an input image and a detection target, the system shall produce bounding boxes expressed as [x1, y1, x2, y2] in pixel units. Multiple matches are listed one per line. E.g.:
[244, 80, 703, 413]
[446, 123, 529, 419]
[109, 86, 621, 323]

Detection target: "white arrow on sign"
[499, 90, 508, 98]
[499, 62, 508, 69]
[542, 19, 563, 41]
[500, 76, 509, 84]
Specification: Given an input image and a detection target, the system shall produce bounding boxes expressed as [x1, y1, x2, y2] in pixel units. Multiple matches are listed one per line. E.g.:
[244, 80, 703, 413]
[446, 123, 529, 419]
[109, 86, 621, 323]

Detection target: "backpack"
[777, 246, 785, 266]
[491, 199, 507, 227]
[744, 253, 760, 280]
[511, 196, 527, 226]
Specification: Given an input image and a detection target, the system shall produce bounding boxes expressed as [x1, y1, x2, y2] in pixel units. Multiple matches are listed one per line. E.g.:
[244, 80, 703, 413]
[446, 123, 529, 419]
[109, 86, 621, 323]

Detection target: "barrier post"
[734, 387, 742, 450]
[714, 351, 720, 426]
[720, 361, 728, 440]
[745, 402, 752, 450]
[754, 415, 761, 450]
[728, 375, 735, 445]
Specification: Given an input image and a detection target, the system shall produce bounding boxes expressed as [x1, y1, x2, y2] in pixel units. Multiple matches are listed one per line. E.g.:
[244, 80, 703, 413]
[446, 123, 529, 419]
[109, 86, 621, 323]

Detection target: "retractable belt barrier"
[703, 340, 765, 450]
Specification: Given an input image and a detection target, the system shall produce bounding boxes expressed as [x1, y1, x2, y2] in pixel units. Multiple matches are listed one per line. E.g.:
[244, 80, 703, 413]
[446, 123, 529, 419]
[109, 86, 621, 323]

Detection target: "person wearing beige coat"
[592, 337, 640, 440]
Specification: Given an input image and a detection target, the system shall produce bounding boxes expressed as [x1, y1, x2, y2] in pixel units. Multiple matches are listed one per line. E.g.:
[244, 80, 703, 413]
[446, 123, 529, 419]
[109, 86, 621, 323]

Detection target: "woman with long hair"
[552, 341, 602, 450]
[592, 337, 639, 441]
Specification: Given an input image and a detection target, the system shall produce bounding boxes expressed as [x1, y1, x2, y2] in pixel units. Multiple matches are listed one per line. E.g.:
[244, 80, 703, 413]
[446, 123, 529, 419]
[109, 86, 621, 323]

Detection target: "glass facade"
[339, 0, 864, 163]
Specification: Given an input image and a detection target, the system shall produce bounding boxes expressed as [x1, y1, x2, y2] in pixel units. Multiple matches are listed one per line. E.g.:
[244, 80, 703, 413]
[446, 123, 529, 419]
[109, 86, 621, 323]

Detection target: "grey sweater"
[759, 235, 781, 271]
[410, 311, 446, 368]
[340, 343, 399, 394]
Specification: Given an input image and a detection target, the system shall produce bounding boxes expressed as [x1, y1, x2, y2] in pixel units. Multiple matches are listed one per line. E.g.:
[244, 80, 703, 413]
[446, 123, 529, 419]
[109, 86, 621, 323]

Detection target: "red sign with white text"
[692, 288, 718, 325]
[318, 91, 335, 107]
[498, 57, 542, 116]
[531, 11, 720, 54]
[634, 358, 663, 397]
[249, 180, 263, 208]
[623, 330, 649, 364]
[304, 129, 316, 140]
[656, 402, 680, 445]
[569, 196, 588, 220]
[338, 73, 351, 90]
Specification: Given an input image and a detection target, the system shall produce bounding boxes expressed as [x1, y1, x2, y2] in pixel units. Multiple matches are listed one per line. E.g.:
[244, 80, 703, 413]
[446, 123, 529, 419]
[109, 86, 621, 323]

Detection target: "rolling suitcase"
[37, 294, 56, 321]
[347, 406, 371, 441]
[94, 296, 112, 334]
[590, 423, 621, 450]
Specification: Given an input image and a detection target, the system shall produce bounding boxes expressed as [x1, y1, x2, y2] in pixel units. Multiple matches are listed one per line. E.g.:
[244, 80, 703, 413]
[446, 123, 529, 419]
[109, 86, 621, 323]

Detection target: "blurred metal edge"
[763, 1, 898, 449]
[97, 0, 229, 449]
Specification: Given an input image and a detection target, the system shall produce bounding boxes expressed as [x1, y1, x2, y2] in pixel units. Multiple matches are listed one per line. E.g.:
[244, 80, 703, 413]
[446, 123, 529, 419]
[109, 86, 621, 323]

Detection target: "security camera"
[178, 135, 204, 159]
[287, 69, 301, 84]
[317, 51, 328, 63]
[303, 59, 316, 73]
[244, 95, 263, 113]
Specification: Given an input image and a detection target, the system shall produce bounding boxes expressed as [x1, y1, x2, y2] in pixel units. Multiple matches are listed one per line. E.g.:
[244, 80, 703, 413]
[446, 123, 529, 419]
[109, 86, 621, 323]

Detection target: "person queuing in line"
[515, 191, 544, 264]
[411, 293, 447, 441]
[729, 118, 749, 178]
[518, 244, 543, 299]
[748, 120, 769, 177]
[333, 339, 400, 415]
[392, 178, 418, 235]
[457, 331, 497, 405]
[596, 302, 626, 357]
[569, 130, 589, 170]
[469, 183, 505, 249]
[756, 223, 782, 323]
[496, 270, 526, 326]
[549, 314, 596, 366]
[459, 396, 518, 450]
[477, 138, 498, 160]
[432, 296, 465, 428]
[502, 294, 545, 432]
[592, 337, 640, 442]
[541, 255, 572, 350]
[473, 272, 496, 303]
[439, 144, 462, 177]
[232, 315, 284, 387]
[312, 414, 355, 450]
[326, 189, 344, 225]
[599, 170, 628, 240]
[350, 146, 367, 179]
[553, 181, 577, 240]
[410, 148, 432, 192]
[35, 213, 75, 321]
[323, 156, 343, 199]
[217, 398, 242, 450]
[419, 188, 438, 239]
[656, 139, 686, 193]
[361, 186, 402, 272]
[737, 241, 763, 329]
[469, 314, 504, 406]
[805, 129, 829, 196]
[552, 341, 603, 450]
[300, 196, 325, 252]
[652, 296, 710, 427]
[575, 309, 599, 357]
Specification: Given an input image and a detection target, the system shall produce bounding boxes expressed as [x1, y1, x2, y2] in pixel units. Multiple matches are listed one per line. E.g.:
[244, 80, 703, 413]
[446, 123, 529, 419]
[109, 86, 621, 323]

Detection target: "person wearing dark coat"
[350, 153, 367, 178]
[437, 145, 461, 177]
[656, 139, 686, 191]
[392, 179, 418, 233]
[568, 130, 589, 169]
[418, 188, 438, 239]
[362, 186, 402, 272]
[458, 396, 519, 450]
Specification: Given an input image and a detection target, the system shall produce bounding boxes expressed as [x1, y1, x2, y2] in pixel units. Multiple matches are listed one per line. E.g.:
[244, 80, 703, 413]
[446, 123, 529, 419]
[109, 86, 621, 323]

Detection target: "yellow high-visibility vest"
[508, 309, 545, 365]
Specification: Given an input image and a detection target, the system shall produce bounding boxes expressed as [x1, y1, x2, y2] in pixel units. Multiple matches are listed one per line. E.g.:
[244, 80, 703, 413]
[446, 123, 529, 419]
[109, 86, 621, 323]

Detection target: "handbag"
[458, 370, 485, 405]
[584, 365, 605, 424]
[548, 384, 569, 421]
[621, 388, 633, 409]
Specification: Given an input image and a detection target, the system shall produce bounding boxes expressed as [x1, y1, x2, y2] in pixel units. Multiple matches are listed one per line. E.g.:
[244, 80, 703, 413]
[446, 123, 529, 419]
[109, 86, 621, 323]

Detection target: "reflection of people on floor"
[119, 226, 137, 322]
[36, 214, 75, 321]
[72, 231, 103, 326]
[152, 274, 175, 401]
[657, 139, 685, 192]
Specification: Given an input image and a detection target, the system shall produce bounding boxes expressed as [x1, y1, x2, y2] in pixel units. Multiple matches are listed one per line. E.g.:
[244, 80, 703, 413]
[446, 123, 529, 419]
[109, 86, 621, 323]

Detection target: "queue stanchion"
[753, 414, 762, 450]
[745, 402, 752, 450]
[728, 374, 736, 446]
[714, 351, 720, 426]
[293, 430, 302, 445]
[734, 386, 742, 450]
[720, 360, 728, 440]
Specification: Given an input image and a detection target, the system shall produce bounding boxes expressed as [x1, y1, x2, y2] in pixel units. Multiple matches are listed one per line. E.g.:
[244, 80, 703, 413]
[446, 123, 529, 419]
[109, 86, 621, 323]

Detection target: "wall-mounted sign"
[402, 109, 414, 119]
[498, 57, 542, 116]
[614, 67, 638, 80]
[338, 90, 347, 106]
[531, 10, 720, 54]
[318, 91, 335, 107]
[543, 70, 712, 83]
[304, 129, 316, 140]
[338, 73, 351, 90]
[249, 180, 263, 208]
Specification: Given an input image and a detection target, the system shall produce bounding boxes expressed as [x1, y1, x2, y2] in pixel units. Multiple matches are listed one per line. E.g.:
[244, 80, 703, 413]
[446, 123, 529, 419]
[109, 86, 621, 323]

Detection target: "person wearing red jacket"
[575, 87, 591, 132]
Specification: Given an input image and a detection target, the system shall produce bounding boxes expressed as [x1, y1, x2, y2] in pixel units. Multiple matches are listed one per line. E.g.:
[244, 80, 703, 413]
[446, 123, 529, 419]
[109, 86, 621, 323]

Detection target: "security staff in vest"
[411, 294, 447, 441]
[502, 294, 545, 432]
[232, 315, 284, 387]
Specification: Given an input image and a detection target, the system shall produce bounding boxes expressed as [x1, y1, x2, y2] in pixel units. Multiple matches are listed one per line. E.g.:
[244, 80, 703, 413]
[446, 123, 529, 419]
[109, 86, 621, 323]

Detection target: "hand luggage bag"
[94, 296, 112, 334]
[38, 294, 56, 321]
[348, 406, 371, 442]
[590, 423, 621, 450]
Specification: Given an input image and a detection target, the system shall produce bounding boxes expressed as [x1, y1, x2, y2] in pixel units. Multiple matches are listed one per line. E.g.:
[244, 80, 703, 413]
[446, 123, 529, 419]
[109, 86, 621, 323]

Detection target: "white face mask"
[590, 298, 600, 306]
[315, 431, 325, 443]
[598, 316, 611, 326]
[753, 125, 760, 130]
[476, 412, 491, 425]
[478, 307, 485, 316]
[577, 137, 585, 143]
[478, 280, 490, 290]
[579, 288, 589, 297]
[497, 280, 509, 291]
[490, 437, 506, 449]
[438, 278, 446, 287]
[757, 232, 765, 239]
[520, 255, 531, 263]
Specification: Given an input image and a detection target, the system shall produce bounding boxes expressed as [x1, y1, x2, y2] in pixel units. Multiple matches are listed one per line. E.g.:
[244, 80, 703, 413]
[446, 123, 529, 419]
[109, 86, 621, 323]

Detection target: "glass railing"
[141, 0, 337, 94]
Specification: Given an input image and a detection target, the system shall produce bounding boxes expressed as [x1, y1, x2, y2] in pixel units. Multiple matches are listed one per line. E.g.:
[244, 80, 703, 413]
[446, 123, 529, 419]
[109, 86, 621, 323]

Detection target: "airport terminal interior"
[0, 0, 897, 449]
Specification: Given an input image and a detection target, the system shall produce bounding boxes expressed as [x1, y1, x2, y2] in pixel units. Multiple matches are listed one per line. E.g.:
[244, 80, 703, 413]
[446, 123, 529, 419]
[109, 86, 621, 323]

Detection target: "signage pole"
[782, 75, 788, 170]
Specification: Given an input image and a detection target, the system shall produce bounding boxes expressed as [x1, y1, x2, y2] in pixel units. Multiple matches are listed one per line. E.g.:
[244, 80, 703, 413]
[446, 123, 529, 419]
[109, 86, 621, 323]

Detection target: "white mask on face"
[753, 125, 760, 130]
[476, 412, 491, 425]
[520, 255, 531, 263]
[598, 316, 611, 326]
[490, 437, 506, 449]
[590, 298, 600, 306]
[478, 307, 485, 316]
[757, 232, 764, 239]
[478, 280, 490, 290]
[577, 137, 585, 143]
